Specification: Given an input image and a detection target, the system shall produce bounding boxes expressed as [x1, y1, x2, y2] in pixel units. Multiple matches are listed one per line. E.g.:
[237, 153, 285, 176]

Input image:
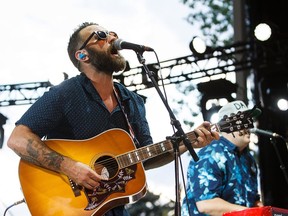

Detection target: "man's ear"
[75, 50, 88, 61]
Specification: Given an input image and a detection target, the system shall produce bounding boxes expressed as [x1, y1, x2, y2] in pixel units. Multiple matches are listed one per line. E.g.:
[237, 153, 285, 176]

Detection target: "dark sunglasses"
[79, 30, 118, 50]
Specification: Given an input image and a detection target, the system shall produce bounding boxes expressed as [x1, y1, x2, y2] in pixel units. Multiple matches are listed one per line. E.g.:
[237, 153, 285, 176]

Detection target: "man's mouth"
[110, 42, 119, 55]
[111, 47, 118, 55]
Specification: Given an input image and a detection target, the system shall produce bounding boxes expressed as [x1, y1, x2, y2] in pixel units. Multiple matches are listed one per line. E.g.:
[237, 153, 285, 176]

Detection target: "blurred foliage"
[126, 190, 175, 216]
[172, 82, 202, 129]
[173, 0, 235, 127]
[181, 0, 234, 47]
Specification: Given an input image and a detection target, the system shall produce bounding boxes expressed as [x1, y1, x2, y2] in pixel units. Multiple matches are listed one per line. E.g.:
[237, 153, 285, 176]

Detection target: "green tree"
[181, 0, 233, 46]
[126, 190, 175, 216]
[172, 82, 202, 129]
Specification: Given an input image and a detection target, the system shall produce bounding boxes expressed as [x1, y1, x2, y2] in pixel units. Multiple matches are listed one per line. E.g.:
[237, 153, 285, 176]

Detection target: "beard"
[86, 47, 126, 75]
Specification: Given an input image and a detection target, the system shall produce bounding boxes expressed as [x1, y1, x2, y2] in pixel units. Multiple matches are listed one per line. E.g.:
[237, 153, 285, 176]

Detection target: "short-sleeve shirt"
[16, 73, 153, 216]
[181, 136, 260, 216]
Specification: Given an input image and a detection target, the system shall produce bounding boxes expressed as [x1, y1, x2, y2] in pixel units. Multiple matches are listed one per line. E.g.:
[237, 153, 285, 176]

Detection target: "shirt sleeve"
[16, 86, 64, 138]
[187, 151, 224, 202]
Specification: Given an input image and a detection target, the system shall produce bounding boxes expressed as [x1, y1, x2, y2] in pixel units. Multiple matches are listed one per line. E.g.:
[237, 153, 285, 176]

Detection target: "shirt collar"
[78, 73, 131, 102]
[219, 136, 238, 152]
[219, 136, 250, 155]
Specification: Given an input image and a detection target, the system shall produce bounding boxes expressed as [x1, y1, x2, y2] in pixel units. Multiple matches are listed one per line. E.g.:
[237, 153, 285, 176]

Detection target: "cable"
[3, 199, 25, 216]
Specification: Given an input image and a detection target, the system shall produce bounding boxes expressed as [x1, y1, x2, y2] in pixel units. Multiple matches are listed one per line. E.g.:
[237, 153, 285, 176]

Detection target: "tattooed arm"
[7, 124, 102, 189]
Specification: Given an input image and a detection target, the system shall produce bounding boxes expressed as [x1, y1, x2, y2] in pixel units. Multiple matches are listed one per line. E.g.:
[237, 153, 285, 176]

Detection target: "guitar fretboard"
[116, 130, 199, 168]
[115, 116, 251, 169]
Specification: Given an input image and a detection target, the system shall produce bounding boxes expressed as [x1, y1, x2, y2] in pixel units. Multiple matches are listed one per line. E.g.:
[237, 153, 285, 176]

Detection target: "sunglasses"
[79, 30, 118, 50]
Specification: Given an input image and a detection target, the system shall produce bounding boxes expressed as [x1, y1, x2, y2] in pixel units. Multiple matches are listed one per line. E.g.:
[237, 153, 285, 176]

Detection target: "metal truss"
[114, 41, 255, 91]
[1, 39, 287, 107]
[0, 81, 52, 107]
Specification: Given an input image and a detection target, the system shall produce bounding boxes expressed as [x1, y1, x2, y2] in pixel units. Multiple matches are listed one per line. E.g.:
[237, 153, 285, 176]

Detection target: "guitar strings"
[94, 112, 252, 177]
[93, 132, 199, 176]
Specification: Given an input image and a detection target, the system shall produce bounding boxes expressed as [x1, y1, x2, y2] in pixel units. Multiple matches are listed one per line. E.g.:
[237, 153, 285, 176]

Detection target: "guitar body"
[19, 129, 147, 216]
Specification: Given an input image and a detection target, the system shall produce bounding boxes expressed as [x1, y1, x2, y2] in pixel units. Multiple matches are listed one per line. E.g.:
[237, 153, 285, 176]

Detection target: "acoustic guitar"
[19, 112, 253, 215]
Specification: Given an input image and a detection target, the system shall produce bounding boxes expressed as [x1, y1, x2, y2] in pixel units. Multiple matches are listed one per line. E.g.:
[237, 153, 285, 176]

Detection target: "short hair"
[67, 22, 98, 68]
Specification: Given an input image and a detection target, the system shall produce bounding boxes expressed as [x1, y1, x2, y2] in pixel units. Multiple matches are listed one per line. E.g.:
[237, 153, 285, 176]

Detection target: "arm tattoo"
[44, 152, 64, 171]
[19, 153, 42, 166]
[26, 139, 39, 158]
[25, 138, 64, 172]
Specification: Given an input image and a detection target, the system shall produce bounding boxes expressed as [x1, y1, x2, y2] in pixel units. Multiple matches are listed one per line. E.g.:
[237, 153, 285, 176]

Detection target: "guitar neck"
[116, 123, 224, 169]
[116, 115, 252, 169]
[116, 129, 202, 169]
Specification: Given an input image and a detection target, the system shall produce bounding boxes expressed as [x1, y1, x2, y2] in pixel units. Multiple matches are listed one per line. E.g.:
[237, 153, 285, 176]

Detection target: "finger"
[192, 139, 202, 148]
[88, 171, 102, 181]
[87, 172, 103, 185]
[202, 121, 212, 129]
[198, 128, 214, 142]
[211, 131, 220, 140]
[81, 177, 101, 190]
[83, 182, 94, 190]
[196, 136, 205, 146]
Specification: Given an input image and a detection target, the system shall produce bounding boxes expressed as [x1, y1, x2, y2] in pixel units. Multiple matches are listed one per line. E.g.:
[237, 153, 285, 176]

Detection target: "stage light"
[189, 36, 207, 54]
[198, 79, 237, 121]
[277, 99, 288, 111]
[254, 23, 272, 41]
[259, 74, 287, 113]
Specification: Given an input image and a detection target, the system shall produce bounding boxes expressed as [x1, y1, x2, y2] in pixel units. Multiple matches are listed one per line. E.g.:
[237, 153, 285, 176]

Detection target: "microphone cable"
[3, 198, 25, 216]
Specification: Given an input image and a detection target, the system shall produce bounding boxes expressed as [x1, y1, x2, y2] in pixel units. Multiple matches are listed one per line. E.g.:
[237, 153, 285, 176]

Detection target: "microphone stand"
[270, 137, 288, 186]
[135, 51, 199, 216]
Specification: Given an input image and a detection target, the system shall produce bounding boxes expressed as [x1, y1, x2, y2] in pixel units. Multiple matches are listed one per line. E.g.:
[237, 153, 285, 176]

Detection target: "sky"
[0, 0, 205, 215]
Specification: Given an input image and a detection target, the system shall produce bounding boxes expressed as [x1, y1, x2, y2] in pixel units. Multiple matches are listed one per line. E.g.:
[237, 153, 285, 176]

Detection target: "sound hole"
[94, 156, 118, 180]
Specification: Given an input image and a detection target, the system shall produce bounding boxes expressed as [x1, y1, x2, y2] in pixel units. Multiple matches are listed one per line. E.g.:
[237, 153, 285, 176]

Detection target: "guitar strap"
[113, 87, 141, 148]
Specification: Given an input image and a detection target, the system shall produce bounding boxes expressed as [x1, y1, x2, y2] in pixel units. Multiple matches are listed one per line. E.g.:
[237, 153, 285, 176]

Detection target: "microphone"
[250, 128, 283, 138]
[113, 39, 154, 52]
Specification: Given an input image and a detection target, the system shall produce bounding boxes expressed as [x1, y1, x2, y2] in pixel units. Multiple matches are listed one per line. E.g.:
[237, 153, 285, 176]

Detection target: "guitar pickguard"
[84, 164, 137, 211]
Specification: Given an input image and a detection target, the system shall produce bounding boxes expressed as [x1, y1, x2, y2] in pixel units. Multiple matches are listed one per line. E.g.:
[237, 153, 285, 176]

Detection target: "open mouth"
[111, 47, 118, 55]
[110, 42, 119, 55]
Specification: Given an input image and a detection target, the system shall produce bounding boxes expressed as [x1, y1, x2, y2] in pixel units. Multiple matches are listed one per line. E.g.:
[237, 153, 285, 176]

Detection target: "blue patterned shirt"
[181, 136, 260, 216]
[16, 73, 153, 216]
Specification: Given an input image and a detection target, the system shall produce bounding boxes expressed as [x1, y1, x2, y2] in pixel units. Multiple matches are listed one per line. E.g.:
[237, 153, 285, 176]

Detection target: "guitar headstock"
[215, 111, 254, 133]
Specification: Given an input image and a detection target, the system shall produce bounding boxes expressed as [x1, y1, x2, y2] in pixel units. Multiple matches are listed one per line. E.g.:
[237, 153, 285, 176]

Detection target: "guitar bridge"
[68, 177, 81, 197]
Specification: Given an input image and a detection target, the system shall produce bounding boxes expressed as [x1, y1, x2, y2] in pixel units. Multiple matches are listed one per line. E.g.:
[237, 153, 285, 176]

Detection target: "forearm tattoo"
[26, 139, 39, 158]
[25, 138, 64, 172]
[43, 152, 64, 171]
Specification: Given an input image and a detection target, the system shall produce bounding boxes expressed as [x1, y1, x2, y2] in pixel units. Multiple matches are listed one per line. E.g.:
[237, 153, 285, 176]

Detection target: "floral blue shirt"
[181, 136, 260, 216]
